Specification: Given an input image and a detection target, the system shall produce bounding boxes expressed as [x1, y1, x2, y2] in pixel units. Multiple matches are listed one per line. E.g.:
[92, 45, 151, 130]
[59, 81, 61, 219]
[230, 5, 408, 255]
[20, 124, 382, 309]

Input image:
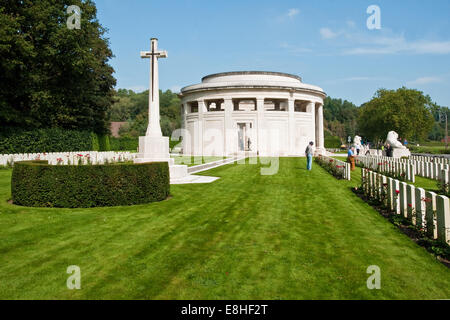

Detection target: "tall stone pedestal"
[392, 148, 411, 158]
[382, 148, 411, 158]
[134, 136, 188, 180]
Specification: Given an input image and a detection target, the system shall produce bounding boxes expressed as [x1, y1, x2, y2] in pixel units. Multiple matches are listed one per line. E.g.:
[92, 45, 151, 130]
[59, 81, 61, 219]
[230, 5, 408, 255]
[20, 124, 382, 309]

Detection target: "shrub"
[324, 134, 342, 149]
[91, 133, 100, 151]
[109, 137, 181, 152]
[11, 161, 170, 208]
[0, 128, 99, 154]
[315, 155, 347, 179]
[110, 136, 138, 151]
[98, 134, 111, 151]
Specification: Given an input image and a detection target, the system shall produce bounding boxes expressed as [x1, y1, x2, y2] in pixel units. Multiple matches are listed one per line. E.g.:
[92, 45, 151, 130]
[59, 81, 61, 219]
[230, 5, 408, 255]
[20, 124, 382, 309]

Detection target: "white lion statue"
[353, 135, 362, 147]
[386, 131, 406, 149]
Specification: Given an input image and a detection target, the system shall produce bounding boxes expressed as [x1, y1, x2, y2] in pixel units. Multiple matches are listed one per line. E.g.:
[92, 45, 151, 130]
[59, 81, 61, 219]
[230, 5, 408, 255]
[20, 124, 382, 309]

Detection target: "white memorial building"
[179, 71, 326, 157]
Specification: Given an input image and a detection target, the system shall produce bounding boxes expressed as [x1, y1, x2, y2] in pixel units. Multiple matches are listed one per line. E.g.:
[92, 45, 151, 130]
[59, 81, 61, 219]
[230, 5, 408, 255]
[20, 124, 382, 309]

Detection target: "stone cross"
[140, 38, 167, 137]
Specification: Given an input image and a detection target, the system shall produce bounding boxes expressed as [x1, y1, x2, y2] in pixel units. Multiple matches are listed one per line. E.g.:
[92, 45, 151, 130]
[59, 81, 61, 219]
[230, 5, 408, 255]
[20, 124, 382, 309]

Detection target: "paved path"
[171, 156, 247, 184]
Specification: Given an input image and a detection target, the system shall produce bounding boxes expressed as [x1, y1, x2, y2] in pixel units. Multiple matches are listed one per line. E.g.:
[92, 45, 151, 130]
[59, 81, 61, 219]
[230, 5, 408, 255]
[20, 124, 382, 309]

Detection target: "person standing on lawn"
[305, 141, 314, 171]
[347, 146, 356, 171]
[385, 143, 393, 157]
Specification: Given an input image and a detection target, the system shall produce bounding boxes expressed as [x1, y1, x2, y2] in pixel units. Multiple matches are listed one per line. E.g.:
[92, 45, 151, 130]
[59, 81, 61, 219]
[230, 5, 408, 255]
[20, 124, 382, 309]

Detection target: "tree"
[0, 0, 116, 134]
[427, 104, 450, 141]
[357, 87, 434, 143]
[116, 89, 182, 137]
[323, 97, 358, 140]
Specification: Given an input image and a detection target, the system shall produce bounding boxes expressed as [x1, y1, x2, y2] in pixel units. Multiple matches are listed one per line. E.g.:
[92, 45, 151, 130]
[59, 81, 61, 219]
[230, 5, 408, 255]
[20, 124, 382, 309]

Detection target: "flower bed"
[357, 168, 450, 264]
[314, 155, 350, 180]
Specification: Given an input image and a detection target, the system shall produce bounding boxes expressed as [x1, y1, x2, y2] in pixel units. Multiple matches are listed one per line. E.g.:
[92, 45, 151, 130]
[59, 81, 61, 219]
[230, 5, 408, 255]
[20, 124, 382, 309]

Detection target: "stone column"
[307, 101, 316, 151]
[288, 97, 295, 155]
[197, 99, 206, 156]
[181, 103, 188, 153]
[224, 98, 233, 156]
[256, 98, 265, 156]
[316, 103, 325, 153]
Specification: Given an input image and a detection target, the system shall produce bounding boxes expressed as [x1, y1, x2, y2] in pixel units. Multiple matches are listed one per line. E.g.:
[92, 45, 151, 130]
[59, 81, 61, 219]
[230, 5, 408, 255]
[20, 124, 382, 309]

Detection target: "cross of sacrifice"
[140, 38, 167, 137]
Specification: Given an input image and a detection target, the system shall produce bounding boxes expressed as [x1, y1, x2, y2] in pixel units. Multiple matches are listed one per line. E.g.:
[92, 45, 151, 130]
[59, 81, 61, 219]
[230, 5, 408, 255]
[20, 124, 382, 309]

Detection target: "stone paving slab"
[171, 156, 247, 185]
[170, 175, 220, 185]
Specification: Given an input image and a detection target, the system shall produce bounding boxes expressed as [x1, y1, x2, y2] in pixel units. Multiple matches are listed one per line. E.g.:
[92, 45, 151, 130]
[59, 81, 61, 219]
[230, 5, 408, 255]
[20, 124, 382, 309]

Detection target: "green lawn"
[0, 159, 449, 299]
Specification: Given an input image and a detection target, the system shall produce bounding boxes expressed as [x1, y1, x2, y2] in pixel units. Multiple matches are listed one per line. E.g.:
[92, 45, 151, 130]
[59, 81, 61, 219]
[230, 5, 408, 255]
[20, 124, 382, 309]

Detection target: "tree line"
[0, 0, 115, 135]
[108, 89, 181, 138]
[0, 1, 447, 149]
[324, 88, 449, 145]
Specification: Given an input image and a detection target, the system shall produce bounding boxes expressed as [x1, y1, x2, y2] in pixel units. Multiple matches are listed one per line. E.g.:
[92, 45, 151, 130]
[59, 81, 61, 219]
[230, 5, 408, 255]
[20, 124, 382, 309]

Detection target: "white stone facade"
[179, 71, 326, 157]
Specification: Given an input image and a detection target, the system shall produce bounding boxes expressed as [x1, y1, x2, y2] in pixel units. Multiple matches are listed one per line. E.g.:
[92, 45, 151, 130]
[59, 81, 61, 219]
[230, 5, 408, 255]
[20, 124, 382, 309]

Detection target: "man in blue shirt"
[347, 147, 356, 171]
[305, 141, 314, 171]
[348, 147, 354, 157]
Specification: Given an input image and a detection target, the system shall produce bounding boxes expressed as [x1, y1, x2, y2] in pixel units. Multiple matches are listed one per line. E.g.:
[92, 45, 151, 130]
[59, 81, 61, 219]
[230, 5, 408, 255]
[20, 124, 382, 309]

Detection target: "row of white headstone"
[356, 155, 416, 182]
[317, 154, 351, 180]
[0, 151, 138, 166]
[411, 155, 450, 165]
[361, 168, 450, 244]
[357, 155, 450, 182]
[439, 169, 450, 194]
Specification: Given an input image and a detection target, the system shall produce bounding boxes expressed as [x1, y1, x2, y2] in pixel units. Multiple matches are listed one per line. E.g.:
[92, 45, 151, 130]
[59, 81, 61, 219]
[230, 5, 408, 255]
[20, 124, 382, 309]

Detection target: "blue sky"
[95, 0, 450, 106]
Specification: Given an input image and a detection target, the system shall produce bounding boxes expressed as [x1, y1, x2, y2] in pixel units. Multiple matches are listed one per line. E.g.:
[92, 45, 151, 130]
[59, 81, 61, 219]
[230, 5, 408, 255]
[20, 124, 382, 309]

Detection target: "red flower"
[407, 204, 413, 208]
[395, 190, 400, 194]
[422, 197, 432, 203]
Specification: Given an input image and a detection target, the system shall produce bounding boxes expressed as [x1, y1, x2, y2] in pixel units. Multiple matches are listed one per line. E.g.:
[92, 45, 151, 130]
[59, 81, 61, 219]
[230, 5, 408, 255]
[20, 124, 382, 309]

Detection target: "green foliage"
[408, 145, 450, 154]
[111, 89, 182, 137]
[323, 97, 358, 140]
[0, 0, 116, 134]
[358, 87, 435, 143]
[314, 156, 346, 180]
[109, 137, 181, 152]
[11, 161, 170, 208]
[110, 137, 138, 151]
[324, 131, 342, 148]
[427, 105, 450, 141]
[417, 238, 450, 260]
[98, 134, 111, 151]
[91, 133, 100, 151]
[0, 128, 98, 153]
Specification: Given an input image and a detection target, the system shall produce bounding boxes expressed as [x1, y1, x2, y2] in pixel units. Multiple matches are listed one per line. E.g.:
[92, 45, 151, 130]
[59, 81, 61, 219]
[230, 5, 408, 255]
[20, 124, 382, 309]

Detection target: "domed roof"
[180, 71, 325, 96]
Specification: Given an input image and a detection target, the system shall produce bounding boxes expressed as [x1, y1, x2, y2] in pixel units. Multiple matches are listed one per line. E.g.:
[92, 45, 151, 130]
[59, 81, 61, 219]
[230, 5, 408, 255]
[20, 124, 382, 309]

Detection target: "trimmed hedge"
[11, 161, 170, 208]
[0, 128, 101, 154]
[110, 137, 139, 151]
[109, 137, 181, 152]
[324, 133, 342, 149]
[98, 134, 111, 152]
